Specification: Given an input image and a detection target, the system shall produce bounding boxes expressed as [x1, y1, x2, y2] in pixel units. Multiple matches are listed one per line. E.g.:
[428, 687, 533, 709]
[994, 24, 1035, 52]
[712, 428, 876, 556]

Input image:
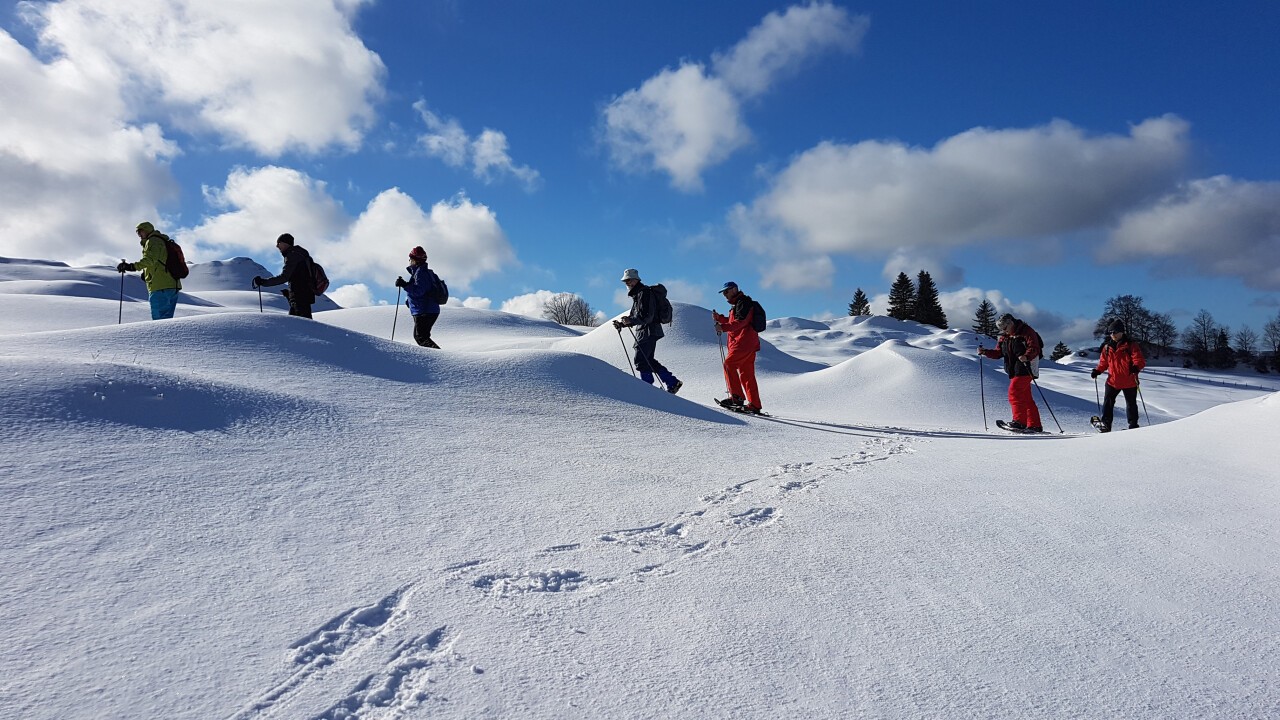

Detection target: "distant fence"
[1145, 370, 1278, 393]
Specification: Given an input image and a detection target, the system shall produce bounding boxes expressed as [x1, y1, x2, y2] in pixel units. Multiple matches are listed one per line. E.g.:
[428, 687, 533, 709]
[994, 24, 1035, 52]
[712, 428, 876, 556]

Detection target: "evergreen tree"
[1050, 341, 1072, 361]
[847, 288, 871, 316]
[1212, 328, 1236, 369]
[912, 270, 948, 329]
[886, 272, 916, 321]
[972, 298, 999, 339]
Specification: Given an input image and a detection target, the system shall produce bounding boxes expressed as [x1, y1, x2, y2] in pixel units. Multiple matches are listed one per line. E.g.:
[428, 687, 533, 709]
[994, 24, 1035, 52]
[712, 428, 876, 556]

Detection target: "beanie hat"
[620, 268, 640, 282]
[409, 246, 427, 260]
[136, 221, 154, 234]
[277, 233, 294, 245]
[1108, 319, 1126, 333]
[719, 281, 738, 294]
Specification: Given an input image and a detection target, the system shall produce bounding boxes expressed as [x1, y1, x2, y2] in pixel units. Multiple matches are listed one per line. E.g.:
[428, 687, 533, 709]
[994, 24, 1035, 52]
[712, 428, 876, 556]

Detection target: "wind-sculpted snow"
[2, 254, 1279, 719]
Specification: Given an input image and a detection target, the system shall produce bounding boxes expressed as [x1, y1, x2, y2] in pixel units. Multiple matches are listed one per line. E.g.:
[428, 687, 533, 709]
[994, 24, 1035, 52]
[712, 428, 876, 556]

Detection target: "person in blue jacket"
[395, 246, 441, 348]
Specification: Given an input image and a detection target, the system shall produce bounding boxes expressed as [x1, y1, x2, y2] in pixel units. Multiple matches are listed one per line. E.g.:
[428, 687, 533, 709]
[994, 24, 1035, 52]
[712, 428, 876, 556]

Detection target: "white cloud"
[0, 30, 179, 264]
[731, 116, 1191, 290]
[461, 296, 493, 310]
[326, 283, 375, 308]
[500, 290, 558, 319]
[414, 101, 541, 190]
[712, 2, 868, 98]
[182, 166, 349, 260]
[602, 2, 865, 192]
[1104, 176, 1280, 290]
[602, 64, 748, 192]
[26, 0, 385, 156]
[181, 166, 517, 291]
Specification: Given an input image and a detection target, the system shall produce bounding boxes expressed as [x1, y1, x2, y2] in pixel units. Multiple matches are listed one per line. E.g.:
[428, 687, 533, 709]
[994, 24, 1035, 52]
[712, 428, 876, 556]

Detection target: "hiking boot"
[742, 405, 763, 415]
[1026, 425, 1043, 433]
[716, 396, 745, 409]
[1007, 420, 1026, 430]
[667, 380, 683, 395]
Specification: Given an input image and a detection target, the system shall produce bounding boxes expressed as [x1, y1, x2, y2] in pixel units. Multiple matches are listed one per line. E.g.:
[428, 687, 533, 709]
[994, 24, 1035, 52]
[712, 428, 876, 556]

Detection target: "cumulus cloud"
[0, 30, 178, 264]
[732, 115, 1191, 290]
[180, 166, 517, 290]
[25, 0, 385, 156]
[326, 283, 375, 308]
[462, 296, 493, 310]
[1104, 176, 1280, 290]
[601, 2, 865, 192]
[711, 1, 868, 98]
[500, 290, 559, 320]
[881, 249, 965, 288]
[414, 101, 541, 190]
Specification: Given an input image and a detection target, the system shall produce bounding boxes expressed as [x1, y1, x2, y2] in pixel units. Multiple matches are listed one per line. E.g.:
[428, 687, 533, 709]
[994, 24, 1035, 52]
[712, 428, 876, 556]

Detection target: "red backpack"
[161, 236, 189, 279]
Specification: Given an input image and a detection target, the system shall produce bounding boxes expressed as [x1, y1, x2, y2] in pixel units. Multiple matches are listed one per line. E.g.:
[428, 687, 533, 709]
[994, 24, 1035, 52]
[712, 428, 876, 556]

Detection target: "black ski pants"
[413, 312, 440, 348]
[1101, 384, 1139, 429]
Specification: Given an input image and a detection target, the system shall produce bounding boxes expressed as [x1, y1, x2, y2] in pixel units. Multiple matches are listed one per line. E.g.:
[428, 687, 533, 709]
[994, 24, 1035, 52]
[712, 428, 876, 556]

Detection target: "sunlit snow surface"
[2, 257, 1277, 719]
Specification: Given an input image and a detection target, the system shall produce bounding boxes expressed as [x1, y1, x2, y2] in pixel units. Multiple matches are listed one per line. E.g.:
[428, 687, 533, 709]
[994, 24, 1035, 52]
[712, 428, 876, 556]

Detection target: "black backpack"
[429, 269, 449, 304]
[651, 283, 673, 324]
[750, 300, 767, 332]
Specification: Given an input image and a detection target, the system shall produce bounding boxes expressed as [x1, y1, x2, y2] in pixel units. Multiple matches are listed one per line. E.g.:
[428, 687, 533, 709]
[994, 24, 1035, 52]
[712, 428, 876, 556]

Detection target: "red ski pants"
[1007, 375, 1042, 428]
[723, 350, 761, 409]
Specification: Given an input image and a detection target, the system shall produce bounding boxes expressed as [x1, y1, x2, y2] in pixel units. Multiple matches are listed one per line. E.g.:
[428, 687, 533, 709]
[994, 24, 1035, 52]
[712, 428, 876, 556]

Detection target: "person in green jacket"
[117, 221, 181, 320]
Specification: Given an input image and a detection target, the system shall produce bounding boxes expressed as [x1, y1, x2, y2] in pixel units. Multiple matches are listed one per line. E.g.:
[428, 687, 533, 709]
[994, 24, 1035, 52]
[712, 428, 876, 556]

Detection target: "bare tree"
[543, 293, 599, 327]
[1264, 312, 1280, 355]
[1234, 326, 1259, 363]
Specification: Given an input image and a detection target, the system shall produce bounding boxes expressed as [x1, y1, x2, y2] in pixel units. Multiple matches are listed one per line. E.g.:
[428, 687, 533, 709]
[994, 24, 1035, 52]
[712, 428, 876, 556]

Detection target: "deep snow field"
[2, 257, 1277, 719]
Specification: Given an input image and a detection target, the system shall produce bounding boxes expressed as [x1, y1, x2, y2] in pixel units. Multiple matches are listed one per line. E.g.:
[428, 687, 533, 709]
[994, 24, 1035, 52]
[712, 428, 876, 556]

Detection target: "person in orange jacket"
[713, 281, 763, 414]
[1091, 319, 1146, 432]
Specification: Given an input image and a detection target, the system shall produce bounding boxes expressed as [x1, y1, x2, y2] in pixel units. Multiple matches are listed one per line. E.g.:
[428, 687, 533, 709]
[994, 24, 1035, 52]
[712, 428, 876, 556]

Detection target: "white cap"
[620, 268, 640, 281]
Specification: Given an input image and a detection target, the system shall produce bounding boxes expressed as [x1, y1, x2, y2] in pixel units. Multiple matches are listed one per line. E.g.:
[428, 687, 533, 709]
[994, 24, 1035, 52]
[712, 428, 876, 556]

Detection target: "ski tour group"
[116, 222, 1146, 433]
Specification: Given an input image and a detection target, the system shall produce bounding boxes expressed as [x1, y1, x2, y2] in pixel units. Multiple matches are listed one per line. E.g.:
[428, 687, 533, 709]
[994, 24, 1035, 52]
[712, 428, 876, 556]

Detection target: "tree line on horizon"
[849, 283, 1280, 374]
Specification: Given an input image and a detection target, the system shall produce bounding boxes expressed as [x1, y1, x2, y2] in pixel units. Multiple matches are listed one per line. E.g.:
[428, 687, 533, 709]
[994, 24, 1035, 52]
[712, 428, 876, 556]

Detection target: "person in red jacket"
[1091, 319, 1146, 432]
[713, 281, 763, 414]
[978, 313, 1043, 432]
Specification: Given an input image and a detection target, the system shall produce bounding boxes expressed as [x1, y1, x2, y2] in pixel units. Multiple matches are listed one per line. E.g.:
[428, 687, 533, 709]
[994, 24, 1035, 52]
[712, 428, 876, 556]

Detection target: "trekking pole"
[716, 316, 731, 395]
[615, 324, 637, 377]
[977, 349, 988, 430]
[118, 261, 126, 324]
[391, 287, 402, 341]
[1032, 379, 1063, 433]
[1137, 378, 1151, 426]
[257, 283, 263, 312]
[1094, 375, 1102, 415]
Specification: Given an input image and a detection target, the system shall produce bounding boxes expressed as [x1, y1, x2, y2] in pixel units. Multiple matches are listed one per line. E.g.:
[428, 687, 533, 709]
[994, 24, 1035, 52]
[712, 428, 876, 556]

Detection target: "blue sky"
[2, 0, 1278, 348]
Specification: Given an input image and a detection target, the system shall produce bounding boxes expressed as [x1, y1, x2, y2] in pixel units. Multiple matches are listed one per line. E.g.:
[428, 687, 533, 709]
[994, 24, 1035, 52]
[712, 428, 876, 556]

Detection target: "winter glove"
[251, 276, 264, 288]
[612, 319, 626, 330]
[281, 289, 290, 299]
[116, 261, 135, 273]
[1129, 364, 1139, 374]
[394, 277, 408, 289]
[1090, 369, 1100, 379]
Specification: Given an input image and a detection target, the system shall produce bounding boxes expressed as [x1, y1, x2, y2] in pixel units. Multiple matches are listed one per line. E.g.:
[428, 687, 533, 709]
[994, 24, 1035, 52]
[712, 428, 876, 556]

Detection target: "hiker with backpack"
[394, 245, 443, 349]
[612, 268, 682, 394]
[1091, 319, 1146, 432]
[253, 233, 316, 319]
[117, 221, 184, 320]
[977, 313, 1044, 432]
[713, 281, 764, 414]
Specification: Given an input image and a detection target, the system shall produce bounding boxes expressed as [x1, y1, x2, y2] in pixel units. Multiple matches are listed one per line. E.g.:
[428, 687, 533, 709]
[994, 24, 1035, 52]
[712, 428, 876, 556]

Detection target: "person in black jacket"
[253, 233, 316, 318]
[612, 268, 682, 393]
[977, 313, 1044, 432]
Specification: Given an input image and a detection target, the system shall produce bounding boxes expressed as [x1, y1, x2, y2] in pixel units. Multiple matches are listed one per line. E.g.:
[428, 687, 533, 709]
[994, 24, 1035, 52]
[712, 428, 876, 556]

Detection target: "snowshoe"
[716, 396, 745, 410]
[997, 420, 1040, 434]
[1089, 416, 1109, 432]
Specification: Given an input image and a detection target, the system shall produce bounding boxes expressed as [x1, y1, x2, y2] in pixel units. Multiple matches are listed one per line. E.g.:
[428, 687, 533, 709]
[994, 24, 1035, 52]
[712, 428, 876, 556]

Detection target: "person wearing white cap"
[612, 268, 682, 394]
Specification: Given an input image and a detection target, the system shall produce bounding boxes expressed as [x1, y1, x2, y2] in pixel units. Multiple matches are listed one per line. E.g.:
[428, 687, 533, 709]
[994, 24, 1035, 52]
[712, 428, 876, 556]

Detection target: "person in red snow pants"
[978, 313, 1043, 431]
[713, 281, 763, 413]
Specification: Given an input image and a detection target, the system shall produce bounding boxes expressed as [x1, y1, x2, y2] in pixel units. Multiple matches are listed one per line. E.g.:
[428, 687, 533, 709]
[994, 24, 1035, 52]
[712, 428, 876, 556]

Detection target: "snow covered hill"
[2, 256, 1277, 719]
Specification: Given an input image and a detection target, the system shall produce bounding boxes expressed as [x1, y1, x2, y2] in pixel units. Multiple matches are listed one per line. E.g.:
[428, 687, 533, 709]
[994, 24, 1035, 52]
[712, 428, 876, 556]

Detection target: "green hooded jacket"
[134, 232, 181, 292]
